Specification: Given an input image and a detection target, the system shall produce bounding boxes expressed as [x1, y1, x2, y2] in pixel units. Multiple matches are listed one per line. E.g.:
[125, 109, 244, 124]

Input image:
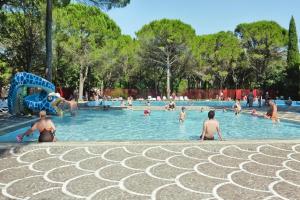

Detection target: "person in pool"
[233, 99, 241, 115]
[17, 111, 57, 142]
[144, 109, 151, 116]
[200, 110, 222, 141]
[179, 107, 186, 123]
[251, 109, 258, 116]
[264, 100, 279, 123]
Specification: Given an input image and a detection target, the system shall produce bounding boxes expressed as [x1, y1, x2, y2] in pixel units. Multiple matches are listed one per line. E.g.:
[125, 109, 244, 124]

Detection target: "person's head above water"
[39, 110, 47, 118]
[208, 110, 215, 119]
[181, 106, 185, 111]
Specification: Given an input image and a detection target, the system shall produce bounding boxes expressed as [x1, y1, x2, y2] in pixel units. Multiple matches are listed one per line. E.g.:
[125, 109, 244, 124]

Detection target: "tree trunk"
[46, 0, 52, 81]
[78, 66, 89, 101]
[166, 56, 171, 99]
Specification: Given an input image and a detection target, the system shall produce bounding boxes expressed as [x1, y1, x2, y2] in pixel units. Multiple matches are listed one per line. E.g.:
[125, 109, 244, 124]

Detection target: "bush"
[178, 79, 188, 95]
[110, 88, 128, 99]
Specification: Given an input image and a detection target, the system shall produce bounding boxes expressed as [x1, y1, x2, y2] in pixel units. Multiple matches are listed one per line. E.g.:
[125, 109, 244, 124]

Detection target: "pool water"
[1, 110, 300, 142]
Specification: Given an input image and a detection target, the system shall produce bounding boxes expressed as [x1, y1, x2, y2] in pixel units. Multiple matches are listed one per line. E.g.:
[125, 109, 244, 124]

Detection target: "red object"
[235, 89, 242, 100]
[253, 89, 257, 97]
[144, 110, 150, 115]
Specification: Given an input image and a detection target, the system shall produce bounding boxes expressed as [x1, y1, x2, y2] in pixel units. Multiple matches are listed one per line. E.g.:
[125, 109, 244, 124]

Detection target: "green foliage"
[287, 16, 300, 67]
[97, 35, 138, 88]
[178, 79, 188, 95]
[0, 60, 12, 87]
[136, 19, 197, 96]
[110, 88, 128, 98]
[0, 0, 44, 74]
[1, 1, 298, 99]
[235, 21, 288, 88]
[195, 31, 243, 88]
[286, 16, 300, 98]
[53, 4, 121, 99]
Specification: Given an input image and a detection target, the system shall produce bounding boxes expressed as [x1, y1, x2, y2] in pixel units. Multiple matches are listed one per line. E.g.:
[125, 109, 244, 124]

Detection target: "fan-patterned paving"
[0, 142, 299, 200]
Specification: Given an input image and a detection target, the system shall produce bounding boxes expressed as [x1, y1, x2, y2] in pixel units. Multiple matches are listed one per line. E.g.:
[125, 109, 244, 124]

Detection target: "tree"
[54, 4, 121, 100]
[0, 0, 44, 74]
[195, 32, 243, 89]
[136, 19, 196, 98]
[235, 21, 288, 88]
[45, 0, 130, 82]
[97, 35, 138, 89]
[0, 60, 11, 97]
[286, 16, 300, 98]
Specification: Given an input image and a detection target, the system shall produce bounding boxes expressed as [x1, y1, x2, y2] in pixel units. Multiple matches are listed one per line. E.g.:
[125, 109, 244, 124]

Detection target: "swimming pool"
[1, 110, 300, 142]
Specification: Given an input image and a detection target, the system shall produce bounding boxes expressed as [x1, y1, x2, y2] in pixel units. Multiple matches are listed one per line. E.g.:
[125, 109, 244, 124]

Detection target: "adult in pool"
[264, 100, 280, 123]
[17, 111, 57, 142]
[200, 110, 222, 141]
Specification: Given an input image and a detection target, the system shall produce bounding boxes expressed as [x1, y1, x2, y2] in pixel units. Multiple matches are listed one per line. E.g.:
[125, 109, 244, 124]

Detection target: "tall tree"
[137, 19, 196, 98]
[45, 0, 130, 82]
[54, 4, 121, 100]
[286, 16, 300, 98]
[97, 35, 139, 89]
[0, 0, 44, 74]
[235, 21, 288, 88]
[195, 31, 243, 89]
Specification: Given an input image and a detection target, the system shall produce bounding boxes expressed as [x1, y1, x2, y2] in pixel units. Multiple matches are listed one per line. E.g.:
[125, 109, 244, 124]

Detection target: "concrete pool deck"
[0, 141, 300, 200]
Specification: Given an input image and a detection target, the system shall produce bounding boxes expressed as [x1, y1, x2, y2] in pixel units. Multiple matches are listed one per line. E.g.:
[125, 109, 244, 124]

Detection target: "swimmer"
[120, 100, 125, 107]
[251, 109, 258, 116]
[200, 107, 204, 112]
[169, 100, 175, 110]
[200, 110, 222, 141]
[233, 99, 241, 115]
[62, 98, 78, 116]
[144, 109, 151, 116]
[265, 100, 280, 123]
[222, 107, 227, 112]
[179, 107, 186, 123]
[17, 111, 57, 143]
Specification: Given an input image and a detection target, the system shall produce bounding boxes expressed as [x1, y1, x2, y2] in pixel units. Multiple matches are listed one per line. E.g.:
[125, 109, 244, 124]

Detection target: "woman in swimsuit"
[17, 111, 57, 142]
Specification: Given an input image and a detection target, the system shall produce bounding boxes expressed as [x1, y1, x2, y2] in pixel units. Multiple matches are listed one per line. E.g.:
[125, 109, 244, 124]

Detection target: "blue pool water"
[1, 110, 300, 142]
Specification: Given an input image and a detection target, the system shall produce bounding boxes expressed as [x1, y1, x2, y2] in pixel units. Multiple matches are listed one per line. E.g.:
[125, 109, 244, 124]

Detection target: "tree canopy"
[235, 21, 288, 88]
[53, 3, 121, 100]
[136, 19, 197, 98]
[1, 2, 300, 99]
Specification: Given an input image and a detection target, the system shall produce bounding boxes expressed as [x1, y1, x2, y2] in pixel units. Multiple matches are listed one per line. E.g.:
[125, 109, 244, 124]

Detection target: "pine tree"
[287, 16, 300, 99]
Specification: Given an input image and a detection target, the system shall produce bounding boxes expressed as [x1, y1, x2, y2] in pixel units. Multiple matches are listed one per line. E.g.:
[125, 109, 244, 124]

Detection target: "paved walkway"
[0, 141, 299, 200]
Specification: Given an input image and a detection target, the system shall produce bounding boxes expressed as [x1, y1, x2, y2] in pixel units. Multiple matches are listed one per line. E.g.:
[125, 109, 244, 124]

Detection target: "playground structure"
[7, 72, 63, 115]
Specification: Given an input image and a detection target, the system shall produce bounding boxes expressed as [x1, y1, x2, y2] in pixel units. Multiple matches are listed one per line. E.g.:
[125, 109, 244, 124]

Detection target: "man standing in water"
[200, 110, 222, 141]
[265, 100, 280, 123]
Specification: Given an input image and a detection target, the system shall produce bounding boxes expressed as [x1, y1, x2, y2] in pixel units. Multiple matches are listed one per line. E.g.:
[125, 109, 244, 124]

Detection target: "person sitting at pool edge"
[17, 111, 57, 142]
[200, 110, 222, 141]
[179, 107, 186, 123]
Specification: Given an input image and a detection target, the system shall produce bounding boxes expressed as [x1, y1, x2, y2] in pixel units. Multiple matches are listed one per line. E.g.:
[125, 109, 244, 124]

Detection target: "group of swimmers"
[17, 97, 280, 143]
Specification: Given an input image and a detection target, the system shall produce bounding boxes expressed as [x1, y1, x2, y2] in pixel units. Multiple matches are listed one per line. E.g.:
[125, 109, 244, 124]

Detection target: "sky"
[106, 0, 300, 38]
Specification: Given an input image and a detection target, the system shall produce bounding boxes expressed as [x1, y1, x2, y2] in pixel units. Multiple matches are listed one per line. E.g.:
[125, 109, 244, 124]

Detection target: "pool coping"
[1, 139, 300, 147]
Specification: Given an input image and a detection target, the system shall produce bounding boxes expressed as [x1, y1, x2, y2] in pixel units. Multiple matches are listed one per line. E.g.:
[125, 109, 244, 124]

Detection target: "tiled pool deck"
[0, 107, 299, 200]
[0, 141, 300, 200]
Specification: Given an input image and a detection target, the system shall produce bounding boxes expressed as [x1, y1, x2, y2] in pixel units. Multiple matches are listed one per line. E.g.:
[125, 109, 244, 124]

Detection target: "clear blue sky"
[106, 0, 300, 38]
